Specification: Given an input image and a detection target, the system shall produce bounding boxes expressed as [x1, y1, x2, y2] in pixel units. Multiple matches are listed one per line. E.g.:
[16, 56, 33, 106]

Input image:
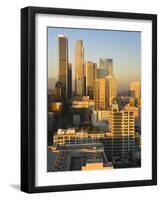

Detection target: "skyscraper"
[94, 76, 117, 110]
[94, 78, 107, 110]
[67, 63, 72, 101]
[99, 58, 113, 76]
[75, 40, 84, 96]
[106, 76, 117, 106]
[130, 82, 140, 99]
[58, 35, 68, 100]
[86, 61, 97, 99]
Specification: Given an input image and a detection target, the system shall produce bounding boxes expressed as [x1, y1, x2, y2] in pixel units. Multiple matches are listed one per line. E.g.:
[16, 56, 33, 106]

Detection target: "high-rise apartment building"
[75, 40, 85, 96]
[109, 103, 135, 161]
[106, 76, 117, 106]
[86, 61, 97, 99]
[99, 58, 113, 76]
[58, 35, 68, 100]
[130, 82, 140, 99]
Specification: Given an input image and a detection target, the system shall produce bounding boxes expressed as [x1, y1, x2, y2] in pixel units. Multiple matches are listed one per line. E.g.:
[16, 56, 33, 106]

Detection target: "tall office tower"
[94, 78, 107, 110]
[99, 58, 113, 76]
[58, 35, 68, 100]
[75, 40, 85, 96]
[106, 76, 117, 106]
[86, 61, 97, 99]
[94, 76, 117, 110]
[109, 103, 135, 162]
[67, 63, 72, 101]
[130, 82, 140, 99]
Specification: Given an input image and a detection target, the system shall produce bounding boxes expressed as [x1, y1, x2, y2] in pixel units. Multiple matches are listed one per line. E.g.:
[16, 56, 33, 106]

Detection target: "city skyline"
[47, 27, 141, 172]
[48, 27, 141, 90]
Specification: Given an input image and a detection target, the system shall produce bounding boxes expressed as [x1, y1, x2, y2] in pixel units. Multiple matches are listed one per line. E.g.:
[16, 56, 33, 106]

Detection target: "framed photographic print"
[21, 6, 157, 193]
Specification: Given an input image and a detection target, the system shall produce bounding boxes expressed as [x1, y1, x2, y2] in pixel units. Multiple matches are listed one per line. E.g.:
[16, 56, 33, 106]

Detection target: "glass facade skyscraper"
[58, 35, 68, 100]
[75, 40, 85, 96]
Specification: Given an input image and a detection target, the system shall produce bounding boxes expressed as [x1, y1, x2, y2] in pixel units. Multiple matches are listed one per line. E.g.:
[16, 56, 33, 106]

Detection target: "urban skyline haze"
[48, 27, 141, 90]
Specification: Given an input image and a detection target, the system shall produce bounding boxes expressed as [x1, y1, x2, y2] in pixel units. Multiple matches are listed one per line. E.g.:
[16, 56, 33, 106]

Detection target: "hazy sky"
[48, 27, 141, 90]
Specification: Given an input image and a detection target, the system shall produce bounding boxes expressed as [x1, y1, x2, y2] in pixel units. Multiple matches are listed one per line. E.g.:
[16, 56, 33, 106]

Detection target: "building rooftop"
[58, 34, 66, 38]
[48, 143, 113, 172]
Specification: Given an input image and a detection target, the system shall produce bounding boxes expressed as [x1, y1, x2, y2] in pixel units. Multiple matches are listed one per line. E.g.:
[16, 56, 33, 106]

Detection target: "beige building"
[124, 104, 141, 129]
[124, 104, 139, 118]
[94, 78, 107, 110]
[82, 162, 113, 170]
[109, 104, 135, 137]
[53, 122, 137, 163]
[53, 128, 112, 145]
[130, 81, 140, 99]
[75, 40, 85, 96]
[94, 76, 117, 110]
[109, 104, 135, 161]
[106, 75, 117, 106]
[86, 61, 97, 99]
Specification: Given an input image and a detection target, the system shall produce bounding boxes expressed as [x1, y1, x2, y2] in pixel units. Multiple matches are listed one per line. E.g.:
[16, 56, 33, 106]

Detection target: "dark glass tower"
[58, 35, 68, 101]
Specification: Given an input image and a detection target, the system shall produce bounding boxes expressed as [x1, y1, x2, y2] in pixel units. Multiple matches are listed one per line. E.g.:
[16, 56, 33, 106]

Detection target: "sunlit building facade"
[58, 35, 68, 100]
[109, 104, 135, 162]
[75, 40, 85, 96]
[106, 75, 117, 106]
[94, 78, 107, 110]
[130, 82, 140, 99]
[94, 76, 117, 110]
[86, 61, 97, 99]
[54, 129, 105, 145]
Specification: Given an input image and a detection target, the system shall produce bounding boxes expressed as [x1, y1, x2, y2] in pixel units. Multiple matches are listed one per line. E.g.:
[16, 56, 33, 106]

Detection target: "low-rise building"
[48, 143, 113, 172]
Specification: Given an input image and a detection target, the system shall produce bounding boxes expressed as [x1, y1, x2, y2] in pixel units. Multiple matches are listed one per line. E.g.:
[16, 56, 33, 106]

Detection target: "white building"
[106, 75, 117, 106]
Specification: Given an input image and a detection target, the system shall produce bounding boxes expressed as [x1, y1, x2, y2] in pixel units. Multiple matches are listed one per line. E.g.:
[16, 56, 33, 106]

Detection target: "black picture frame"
[21, 6, 157, 193]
